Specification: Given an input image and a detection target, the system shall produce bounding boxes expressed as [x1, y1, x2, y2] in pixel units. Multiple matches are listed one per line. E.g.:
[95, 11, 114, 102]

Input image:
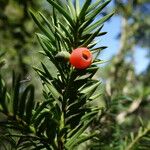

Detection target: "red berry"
[70, 47, 92, 69]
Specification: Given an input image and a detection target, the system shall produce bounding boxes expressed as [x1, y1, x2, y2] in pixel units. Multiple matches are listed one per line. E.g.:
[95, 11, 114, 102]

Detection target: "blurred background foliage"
[0, 0, 150, 149]
[91, 0, 150, 149]
[0, 0, 53, 99]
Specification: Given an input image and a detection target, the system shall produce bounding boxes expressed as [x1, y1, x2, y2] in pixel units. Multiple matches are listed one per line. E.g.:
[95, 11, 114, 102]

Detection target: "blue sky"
[99, 14, 149, 74]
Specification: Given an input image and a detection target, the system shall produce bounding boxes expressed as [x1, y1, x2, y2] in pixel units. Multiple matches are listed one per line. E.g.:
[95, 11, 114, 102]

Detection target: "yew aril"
[70, 47, 92, 69]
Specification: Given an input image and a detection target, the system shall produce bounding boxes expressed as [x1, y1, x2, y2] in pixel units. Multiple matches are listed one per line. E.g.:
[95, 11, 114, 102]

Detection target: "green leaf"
[0, 134, 16, 149]
[79, 0, 111, 33]
[74, 74, 91, 81]
[37, 34, 66, 82]
[67, 0, 77, 21]
[38, 117, 47, 134]
[30, 10, 55, 44]
[36, 34, 56, 62]
[34, 67, 49, 83]
[0, 122, 23, 131]
[79, 0, 92, 20]
[92, 59, 108, 65]
[74, 66, 99, 79]
[67, 124, 83, 138]
[84, 12, 114, 34]
[91, 46, 107, 54]
[81, 31, 107, 40]
[18, 85, 34, 119]
[39, 12, 54, 34]
[87, 40, 98, 49]
[125, 122, 150, 150]
[36, 33, 51, 42]
[31, 100, 50, 124]
[89, 92, 102, 100]
[80, 81, 100, 94]
[81, 25, 103, 46]
[65, 117, 95, 148]
[71, 132, 98, 147]
[66, 99, 85, 113]
[34, 109, 51, 128]
[47, 0, 75, 27]
[87, 0, 103, 13]
[45, 83, 62, 102]
[36, 33, 57, 55]
[86, 66, 99, 73]
[97, 31, 107, 36]
[25, 85, 35, 124]
[66, 111, 84, 124]
[45, 115, 57, 142]
[80, 81, 101, 100]
[80, 109, 99, 123]
[59, 22, 73, 44]
[86, 0, 111, 20]
[41, 63, 54, 81]
[75, 0, 80, 16]
[92, 47, 107, 60]
[54, 26, 72, 46]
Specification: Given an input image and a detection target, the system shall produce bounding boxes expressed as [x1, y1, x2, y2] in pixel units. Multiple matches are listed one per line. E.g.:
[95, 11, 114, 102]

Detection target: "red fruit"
[70, 47, 92, 69]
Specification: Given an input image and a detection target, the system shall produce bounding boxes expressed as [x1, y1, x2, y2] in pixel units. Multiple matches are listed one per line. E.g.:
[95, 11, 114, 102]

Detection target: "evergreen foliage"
[0, 0, 149, 150]
[0, 0, 114, 149]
